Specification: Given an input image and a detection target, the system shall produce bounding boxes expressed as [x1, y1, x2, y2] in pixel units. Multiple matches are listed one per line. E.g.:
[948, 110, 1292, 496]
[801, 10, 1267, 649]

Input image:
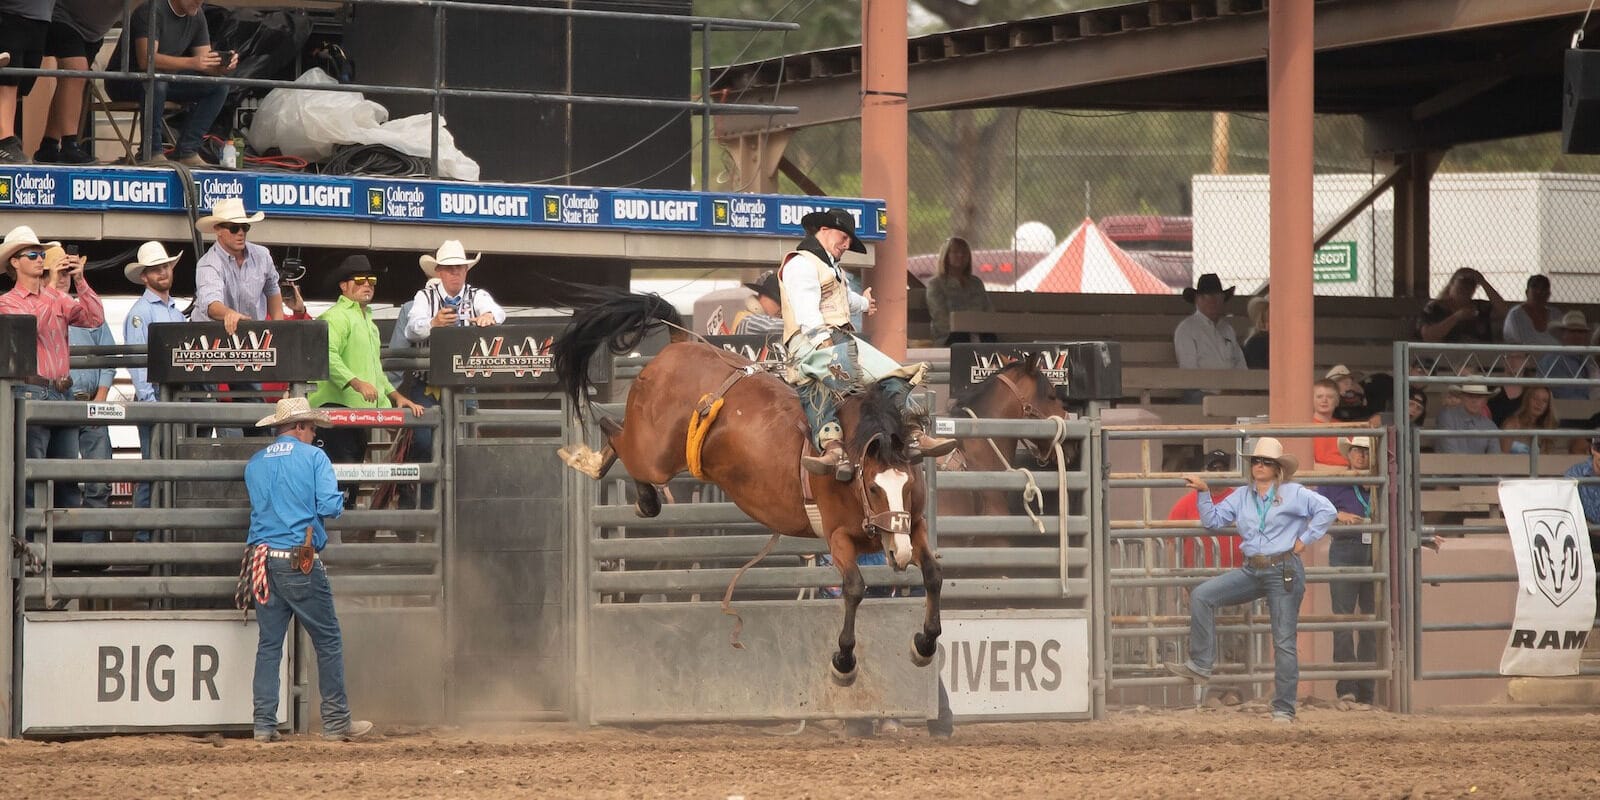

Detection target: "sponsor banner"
[948, 341, 1122, 401]
[333, 463, 420, 481]
[1499, 480, 1596, 676]
[20, 613, 289, 732]
[0, 165, 888, 240]
[0, 314, 39, 378]
[320, 408, 410, 427]
[937, 611, 1091, 719]
[148, 321, 329, 384]
[705, 334, 787, 367]
[429, 324, 565, 386]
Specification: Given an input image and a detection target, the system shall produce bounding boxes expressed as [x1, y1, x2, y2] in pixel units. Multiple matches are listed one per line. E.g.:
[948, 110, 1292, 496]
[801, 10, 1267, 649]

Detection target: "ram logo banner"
[451, 335, 555, 379]
[1499, 480, 1596, 676]
[170, 331, 278, 373]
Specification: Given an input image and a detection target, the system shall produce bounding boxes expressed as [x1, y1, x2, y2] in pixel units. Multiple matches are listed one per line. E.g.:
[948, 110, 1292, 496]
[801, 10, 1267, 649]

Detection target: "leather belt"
[266, 549, 319, 561]
[1244, 550, 1296, 569]
[23, 376, 72, 393]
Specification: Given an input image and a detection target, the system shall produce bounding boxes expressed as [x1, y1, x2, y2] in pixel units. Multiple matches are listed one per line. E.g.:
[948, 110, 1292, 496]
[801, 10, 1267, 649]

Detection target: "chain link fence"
[779, 110, 1600, 303]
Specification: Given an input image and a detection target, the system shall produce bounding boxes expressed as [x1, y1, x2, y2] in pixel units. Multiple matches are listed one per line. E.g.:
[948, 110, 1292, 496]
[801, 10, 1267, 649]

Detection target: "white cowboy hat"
[124, 241, 183, 283]
[255, 397, 333, 428]
[419, 240, 480, 277]
[1246, 437, 1299, 481]
[0, 225, 62, 264]
[1450, 384, 1495, 397]
[1337, 436, 1375, 461]
[1551, 309, 1591, 332]
[1324, 364, 1362, 382]
[194, 197, 265, 232]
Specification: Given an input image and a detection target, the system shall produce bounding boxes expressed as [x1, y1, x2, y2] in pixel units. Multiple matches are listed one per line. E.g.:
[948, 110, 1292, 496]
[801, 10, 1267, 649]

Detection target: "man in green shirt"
[309, 255, 423, 505]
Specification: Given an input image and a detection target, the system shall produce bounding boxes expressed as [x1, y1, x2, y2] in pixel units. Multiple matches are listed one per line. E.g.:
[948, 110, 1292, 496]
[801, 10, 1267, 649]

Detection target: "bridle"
[993, 369, 1064, 464]
[853, 433, 912, 536]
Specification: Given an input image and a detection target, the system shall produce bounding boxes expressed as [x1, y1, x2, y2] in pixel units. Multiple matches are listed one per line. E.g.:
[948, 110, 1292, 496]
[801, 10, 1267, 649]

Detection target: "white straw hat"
[0, 225, 62, 264]
[419, 240, 480, 277]
[255, 397, 333, 428]
[195, 197, 265, 232]
[1337, 436, 1374, 461]
[124, 241, 183, 283]
[1247, 437, 1298, 481]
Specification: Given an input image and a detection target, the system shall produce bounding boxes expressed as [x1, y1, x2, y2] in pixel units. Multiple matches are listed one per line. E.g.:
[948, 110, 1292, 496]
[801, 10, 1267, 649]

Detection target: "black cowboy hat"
[743, 270, 781, 302]
[799, 207, 867, 254]
[329, 254, 383, 284]
[1182, 272, 1236, 303]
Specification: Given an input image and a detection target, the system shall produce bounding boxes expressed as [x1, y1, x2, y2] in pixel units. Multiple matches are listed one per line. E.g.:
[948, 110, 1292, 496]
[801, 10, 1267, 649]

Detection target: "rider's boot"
[802, 438, 855, 482]
[905, 424, 958, 459]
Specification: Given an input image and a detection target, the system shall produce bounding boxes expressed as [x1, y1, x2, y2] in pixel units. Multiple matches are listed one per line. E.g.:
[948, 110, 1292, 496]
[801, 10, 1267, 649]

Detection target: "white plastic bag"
[250, 68, 480, 181]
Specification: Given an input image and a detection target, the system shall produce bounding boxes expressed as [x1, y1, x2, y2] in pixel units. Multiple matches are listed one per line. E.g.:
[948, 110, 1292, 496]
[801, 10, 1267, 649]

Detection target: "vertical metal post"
[438, 389, 456, 722]
[700, 23, 712, 189]
[1, 381, 15, 738]
[1089, 409, 1108, 720]
[568, 396, 593, 724]
[1392, 342, 1418, 713]
[430, 4, 446, 180]
[141, 0, 160, 161]
[861, 0, 909, 360]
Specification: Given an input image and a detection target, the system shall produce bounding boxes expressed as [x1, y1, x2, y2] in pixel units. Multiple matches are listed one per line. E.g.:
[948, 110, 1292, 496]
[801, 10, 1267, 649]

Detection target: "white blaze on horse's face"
[873, 467, 913, 568]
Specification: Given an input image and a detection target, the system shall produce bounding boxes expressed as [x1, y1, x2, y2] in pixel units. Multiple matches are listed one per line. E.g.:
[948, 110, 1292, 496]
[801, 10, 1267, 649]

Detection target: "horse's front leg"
[910, 518, 942, 667]
[828, 530, 865, 686]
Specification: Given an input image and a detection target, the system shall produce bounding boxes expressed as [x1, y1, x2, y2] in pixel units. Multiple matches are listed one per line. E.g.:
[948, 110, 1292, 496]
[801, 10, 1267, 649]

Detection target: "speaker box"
[1562, 48, 1600, 154]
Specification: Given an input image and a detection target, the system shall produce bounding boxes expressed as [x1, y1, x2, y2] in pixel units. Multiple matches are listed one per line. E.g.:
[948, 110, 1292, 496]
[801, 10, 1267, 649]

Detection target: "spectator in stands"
[1502, 274, 1560, 346]
[731, 271, 783, 336]
[0, 226, 104, 508]
[1539, 311, 1598, 400]
[1317, 436, 1379, 707]
[0, 0, 49, 162]
[1487, 352, 1531, 426]
[308, 256, 423, 507]
[49, 247, 115, 542]
[1241, 295, 1269, 370]
[35, 0, 126, 163]
[1174, 273, 1246, 371]
[1326, 364, 1380, 423]
[1435, 384, 1499, 454]
[1416, 267, 1507, 343]
[123, 241, 187, 542]
[107, 0, 237, 165]
[191, 199, 284, 332]
[1167, 449, 1242, 569]
[1166, 437, 1336, 723]
[241, 398, 372, 743]
[1312, 379, 1348, 469]
[1407, 387, 1428, 428]
[1499, 385, 1563, 455]
[1565, 437, 1600, 528]
[925, 236, 996, 346]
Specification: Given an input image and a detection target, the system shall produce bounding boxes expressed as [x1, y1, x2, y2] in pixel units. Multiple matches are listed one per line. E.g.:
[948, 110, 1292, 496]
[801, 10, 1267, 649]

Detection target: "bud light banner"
[948, 342, 1122, 401]
[705, 334, 787, 368]
[148, 322, 328, 385]
[1498, 480, 1596, 676]
[0, 314, 39, 378]
[430, 324, 579, 387]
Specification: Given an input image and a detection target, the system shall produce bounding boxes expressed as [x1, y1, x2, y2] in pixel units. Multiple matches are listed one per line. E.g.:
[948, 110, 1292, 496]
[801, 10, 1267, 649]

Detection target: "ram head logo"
[1524, 510, 1586, 607]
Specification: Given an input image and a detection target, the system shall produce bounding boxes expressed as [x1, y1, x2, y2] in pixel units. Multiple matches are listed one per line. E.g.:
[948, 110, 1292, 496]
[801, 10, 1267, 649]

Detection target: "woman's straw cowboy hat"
[195, 197, 265, 232]
[1247, 437, 1298, 481]
[419, 240, 481, 277]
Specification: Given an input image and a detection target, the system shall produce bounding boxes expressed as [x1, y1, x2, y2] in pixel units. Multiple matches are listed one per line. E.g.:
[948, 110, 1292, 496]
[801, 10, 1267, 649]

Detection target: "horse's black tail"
[553, 285, 683, 411]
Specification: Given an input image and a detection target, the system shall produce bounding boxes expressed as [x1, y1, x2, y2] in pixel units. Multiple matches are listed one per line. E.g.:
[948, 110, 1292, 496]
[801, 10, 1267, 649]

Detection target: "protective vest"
[778, 248, 852, 344]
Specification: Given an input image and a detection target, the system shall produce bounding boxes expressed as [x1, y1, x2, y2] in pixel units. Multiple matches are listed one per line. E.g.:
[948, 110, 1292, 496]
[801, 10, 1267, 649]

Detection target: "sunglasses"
[349, 276, 378, 286]
[17, 250, 45, 260]
[1249, 457, 1278, 467]
[218, 223, 251, 234]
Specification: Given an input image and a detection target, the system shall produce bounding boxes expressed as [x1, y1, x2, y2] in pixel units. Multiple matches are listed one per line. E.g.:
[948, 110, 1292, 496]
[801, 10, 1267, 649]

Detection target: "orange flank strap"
[686, 393, 725, 480]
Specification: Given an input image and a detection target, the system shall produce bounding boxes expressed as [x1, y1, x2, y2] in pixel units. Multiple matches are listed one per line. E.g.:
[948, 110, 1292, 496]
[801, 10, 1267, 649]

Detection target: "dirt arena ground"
[5, 705, 1598, 799]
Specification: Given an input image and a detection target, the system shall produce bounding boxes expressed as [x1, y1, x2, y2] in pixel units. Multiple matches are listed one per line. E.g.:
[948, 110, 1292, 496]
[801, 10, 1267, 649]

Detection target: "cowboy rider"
[780, 207, 957, 480]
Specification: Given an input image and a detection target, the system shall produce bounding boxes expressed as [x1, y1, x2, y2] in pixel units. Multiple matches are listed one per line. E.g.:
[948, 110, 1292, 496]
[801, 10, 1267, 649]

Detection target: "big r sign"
[936, 611, 1091, 720]
[20, 613, 289, 733]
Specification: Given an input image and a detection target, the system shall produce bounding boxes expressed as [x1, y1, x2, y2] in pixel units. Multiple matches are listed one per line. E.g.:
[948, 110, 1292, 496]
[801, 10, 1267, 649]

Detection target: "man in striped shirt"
[0, 226, 104, 506]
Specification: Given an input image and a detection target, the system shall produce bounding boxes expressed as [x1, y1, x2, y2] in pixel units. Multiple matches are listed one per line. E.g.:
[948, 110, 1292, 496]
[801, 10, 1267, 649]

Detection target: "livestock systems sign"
[2, 165, 889, 240]
[0, 314, 38, 378]
[430, 323, 573, 387]
[704, 334, 787, 368]
[148, 321, 328, 385]
[937, 611, 1091, 720]
[1498, 480, 1596, 676]
[948, 341, 1123, 401]
[20, 613, 289, 733]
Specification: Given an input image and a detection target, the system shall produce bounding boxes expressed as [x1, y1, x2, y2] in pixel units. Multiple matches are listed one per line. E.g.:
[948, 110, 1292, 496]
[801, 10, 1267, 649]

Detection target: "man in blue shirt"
[1564, 439, 1600, 576]
[123, 242, 190, 543]
[1166, 437, 1336, 723]
[241, 398, 371, 742]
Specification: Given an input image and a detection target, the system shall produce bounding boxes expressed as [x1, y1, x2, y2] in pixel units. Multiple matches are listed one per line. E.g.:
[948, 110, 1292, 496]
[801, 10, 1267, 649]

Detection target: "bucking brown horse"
[937, 354, 1073, 527]
[552, 288, 941, 685]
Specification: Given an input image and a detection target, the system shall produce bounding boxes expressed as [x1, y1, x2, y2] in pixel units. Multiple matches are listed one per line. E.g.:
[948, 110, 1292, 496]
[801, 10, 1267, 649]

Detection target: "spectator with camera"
[190, 198, 285, 332]
[107, 0, 237, 165]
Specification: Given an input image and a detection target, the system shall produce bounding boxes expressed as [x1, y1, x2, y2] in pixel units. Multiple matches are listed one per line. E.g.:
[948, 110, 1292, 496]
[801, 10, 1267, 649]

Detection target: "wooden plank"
[1419, 453, 1572, 477]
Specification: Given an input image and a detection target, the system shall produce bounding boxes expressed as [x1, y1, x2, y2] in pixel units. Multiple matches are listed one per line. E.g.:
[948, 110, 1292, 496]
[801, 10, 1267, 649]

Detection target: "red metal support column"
[1268, 0, 1314, 436]
[861, 0, 909, 359]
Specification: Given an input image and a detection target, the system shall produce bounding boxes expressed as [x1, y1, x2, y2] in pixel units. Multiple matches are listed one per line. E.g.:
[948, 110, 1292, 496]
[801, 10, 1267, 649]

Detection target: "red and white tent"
[1012, 217, 1172, 294]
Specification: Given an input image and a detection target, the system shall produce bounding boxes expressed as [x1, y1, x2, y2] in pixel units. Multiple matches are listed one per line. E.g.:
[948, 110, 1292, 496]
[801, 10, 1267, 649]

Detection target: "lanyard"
[1354, 486, 1371, 519]
[1251, 486, 1277, 536]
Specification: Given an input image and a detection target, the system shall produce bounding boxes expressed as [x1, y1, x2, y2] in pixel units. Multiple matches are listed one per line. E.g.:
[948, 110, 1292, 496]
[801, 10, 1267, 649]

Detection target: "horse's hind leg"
[559, 415, 623, 479]
[910, 520, 942, 667]
[828, 531, 865, 686]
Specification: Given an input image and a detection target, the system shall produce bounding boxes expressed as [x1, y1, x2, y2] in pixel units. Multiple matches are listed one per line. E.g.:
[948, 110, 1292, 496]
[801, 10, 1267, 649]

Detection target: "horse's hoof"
[910, 639, 934, 667]
[830, 658, 858, 687]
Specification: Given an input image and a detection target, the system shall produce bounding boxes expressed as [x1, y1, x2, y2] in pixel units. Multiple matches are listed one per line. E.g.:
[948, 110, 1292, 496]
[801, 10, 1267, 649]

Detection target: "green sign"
[1313, 241, 1357, 283]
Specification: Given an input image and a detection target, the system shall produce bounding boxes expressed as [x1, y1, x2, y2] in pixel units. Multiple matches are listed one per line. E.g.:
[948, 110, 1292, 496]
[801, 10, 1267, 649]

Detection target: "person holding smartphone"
[106, 0, 239, 166]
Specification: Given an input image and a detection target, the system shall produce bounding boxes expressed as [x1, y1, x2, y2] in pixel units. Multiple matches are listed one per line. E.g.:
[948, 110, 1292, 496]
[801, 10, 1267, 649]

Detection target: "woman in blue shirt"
[1165, 437, 1336, 723]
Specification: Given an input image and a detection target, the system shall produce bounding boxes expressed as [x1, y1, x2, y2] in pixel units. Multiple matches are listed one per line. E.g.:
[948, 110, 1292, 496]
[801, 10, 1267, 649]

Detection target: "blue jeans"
[109, 74, 227, 158]
[1328, 538, 1376, 703]
[1181, 555, 1306, 717]
[13, 385, 77, 512]
[401, 382, 438, 508]
[252, 557, 352, 736]
[58, 423, 112, 543]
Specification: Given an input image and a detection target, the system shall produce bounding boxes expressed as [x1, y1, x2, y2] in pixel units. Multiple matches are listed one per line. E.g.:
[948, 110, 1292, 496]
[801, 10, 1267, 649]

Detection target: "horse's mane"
[949, 355, 1054, 415]
[848, 383, 913, 466]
